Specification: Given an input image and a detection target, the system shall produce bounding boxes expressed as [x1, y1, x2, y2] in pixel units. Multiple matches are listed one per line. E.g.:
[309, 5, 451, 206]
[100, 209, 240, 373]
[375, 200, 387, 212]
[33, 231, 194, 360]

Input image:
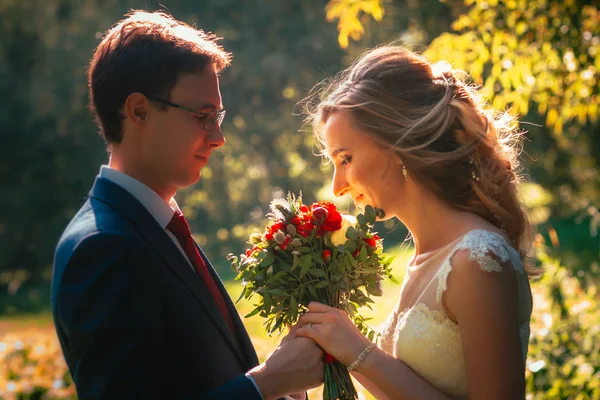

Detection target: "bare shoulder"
[445, 243, 520, 322]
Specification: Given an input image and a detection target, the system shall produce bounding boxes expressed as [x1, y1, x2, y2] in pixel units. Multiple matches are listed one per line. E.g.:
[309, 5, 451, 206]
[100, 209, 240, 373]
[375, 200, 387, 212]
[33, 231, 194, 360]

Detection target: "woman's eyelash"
[340, 155, 352, 165]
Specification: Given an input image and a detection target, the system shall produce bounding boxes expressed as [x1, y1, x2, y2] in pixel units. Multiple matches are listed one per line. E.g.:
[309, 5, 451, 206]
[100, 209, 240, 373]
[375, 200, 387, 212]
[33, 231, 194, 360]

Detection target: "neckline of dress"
[407, 237, 461, 272]
[406, 228, 509, 273]
[407, 229, 491, 272]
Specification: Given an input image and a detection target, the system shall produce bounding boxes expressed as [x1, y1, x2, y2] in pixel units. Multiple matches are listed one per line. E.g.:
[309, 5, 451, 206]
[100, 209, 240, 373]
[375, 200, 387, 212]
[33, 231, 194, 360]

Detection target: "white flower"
[329, 214, 357, 246]
[291, 238, 302, 248]
[292, 250, 302, 257]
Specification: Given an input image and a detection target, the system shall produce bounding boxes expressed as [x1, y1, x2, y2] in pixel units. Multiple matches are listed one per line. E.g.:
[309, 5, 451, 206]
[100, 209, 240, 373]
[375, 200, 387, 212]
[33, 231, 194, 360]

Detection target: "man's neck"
[107, 157, 176, 202]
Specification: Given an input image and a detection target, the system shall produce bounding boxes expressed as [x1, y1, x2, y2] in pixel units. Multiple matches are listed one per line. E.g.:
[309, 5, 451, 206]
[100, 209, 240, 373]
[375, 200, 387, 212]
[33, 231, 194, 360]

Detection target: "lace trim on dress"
[436, 229, 525, 304]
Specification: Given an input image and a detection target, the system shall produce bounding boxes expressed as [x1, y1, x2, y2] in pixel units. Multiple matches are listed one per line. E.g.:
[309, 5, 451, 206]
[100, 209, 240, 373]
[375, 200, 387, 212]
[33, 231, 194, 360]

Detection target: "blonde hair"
[305, 45, 538, 276]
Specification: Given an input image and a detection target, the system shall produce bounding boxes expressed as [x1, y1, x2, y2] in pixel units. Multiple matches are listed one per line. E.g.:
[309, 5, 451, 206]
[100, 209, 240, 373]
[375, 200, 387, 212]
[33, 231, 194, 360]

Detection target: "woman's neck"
[393, 189, 482, 257]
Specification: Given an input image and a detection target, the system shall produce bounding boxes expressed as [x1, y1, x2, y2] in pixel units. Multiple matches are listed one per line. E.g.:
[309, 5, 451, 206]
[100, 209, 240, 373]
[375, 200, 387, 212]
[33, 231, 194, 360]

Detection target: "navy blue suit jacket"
[52, 177, 262, 399]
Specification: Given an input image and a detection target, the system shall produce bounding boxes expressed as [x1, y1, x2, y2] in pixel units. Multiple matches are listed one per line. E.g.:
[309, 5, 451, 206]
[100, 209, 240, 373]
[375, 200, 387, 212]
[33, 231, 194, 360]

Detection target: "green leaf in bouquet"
[262, 251, 275, 267]
[245, 307, 261, 318]
[359, 245, 368, 263]
[356, 214, 366, 226]
[278, 262, 291, 272]
[268, 288, 289, 296]
[290, 295, 298, 318]
[308, 284, 318, 300]
[338, 278, 348, 290]
[347, 302, 358, 316]
[345, 251, 358, 267]
[365, 282, 383, 296]
[236, 288, 246, 303]
[269, 317, 284, 335]
[263, 292, 272, 310]
[345, 226, 358, 240]
[310, 268, 327, 278]
[324, 233, 334, 248]
[331, 272, 343, 283]
[315, 281, 330, 289]
[299, 255, 313, 278]
[298, 286, 306, 300]
[291, 254, 300, 271]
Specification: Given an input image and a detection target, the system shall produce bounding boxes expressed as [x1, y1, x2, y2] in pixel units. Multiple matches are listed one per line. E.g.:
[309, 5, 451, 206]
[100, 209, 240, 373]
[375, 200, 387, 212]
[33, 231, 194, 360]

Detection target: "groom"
[51, 10, 323, 400]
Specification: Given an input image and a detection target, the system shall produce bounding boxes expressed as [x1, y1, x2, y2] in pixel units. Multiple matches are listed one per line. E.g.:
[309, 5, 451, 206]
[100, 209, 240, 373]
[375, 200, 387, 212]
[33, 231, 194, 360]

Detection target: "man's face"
[142, 64, 225, 191]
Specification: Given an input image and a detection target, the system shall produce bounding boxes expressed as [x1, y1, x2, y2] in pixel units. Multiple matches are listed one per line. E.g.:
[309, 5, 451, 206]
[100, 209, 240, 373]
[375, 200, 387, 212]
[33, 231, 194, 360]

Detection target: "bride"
[293, 45, 538, 399]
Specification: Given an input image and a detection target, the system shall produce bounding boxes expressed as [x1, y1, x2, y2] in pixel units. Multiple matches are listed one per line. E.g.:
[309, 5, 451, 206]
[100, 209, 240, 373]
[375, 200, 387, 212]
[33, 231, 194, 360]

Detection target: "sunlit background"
[1, 0, 599, 398]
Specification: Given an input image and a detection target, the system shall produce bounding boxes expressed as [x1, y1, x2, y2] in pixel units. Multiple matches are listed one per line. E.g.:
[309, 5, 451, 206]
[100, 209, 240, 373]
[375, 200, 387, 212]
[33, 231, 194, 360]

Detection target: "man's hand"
[248, 337, 324, 400]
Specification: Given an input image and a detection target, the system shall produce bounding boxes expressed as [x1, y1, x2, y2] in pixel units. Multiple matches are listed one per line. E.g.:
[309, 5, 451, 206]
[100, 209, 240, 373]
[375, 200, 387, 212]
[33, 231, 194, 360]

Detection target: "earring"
[396, 156, 408, 182]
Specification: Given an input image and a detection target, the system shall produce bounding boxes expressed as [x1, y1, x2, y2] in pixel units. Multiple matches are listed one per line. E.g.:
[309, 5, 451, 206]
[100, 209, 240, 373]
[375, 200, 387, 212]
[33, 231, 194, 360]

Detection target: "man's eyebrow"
[193, 103, 220, 111]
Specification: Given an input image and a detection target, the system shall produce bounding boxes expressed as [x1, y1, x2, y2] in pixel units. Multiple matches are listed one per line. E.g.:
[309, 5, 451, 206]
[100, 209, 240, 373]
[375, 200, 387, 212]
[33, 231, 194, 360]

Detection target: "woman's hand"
[295, 302, 372, 366]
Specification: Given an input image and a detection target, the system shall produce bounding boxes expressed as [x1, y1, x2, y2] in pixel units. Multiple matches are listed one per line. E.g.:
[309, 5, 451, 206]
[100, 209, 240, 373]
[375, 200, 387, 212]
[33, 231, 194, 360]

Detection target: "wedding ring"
[307, 323, 313, 329]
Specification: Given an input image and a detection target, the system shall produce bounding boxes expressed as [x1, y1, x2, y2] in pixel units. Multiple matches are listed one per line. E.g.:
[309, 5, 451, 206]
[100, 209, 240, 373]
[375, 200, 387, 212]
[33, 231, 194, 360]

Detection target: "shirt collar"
[99, 165, 179, 228]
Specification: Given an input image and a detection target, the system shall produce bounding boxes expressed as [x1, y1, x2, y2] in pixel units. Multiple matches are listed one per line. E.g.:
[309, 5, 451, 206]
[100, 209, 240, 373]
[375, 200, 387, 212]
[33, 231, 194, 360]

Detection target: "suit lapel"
[89, 177, 246, 366]
[196, 245, 259, 368]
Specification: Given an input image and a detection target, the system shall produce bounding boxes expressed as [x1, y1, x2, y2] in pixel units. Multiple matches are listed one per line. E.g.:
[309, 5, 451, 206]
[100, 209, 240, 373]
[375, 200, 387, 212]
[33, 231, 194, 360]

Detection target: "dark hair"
[88, 10, 231, 143]
[305, 45, 538, 276]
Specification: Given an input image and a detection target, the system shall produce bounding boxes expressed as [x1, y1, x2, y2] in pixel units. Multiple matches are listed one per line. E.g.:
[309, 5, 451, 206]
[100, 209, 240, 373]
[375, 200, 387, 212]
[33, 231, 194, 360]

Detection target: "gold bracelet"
[347, 342, 376, 372]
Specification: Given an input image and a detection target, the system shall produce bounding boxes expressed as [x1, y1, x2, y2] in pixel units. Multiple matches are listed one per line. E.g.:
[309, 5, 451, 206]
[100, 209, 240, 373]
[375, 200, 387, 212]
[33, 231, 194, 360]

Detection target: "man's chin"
[176, 172, 202, 189]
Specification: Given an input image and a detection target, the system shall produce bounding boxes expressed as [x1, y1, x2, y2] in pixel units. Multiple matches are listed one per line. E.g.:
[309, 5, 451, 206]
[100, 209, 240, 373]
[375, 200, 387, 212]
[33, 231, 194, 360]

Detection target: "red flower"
[322, 249, 332, 262]
[296, 222, 315, 238]
[280, 236, 291, 251]
[290, 216, 302, 226]
[311, 202, 342, 236]
[362, 235, 381, 248]
[265, 222, 288, 241]
[245, 245, 260, 257]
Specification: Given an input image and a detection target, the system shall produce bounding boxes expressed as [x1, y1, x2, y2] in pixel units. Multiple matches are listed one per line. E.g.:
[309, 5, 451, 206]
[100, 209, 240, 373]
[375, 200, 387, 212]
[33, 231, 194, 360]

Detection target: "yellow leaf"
[516, 21, 528, 35]
[578, 105, 587, 125]
[338, 31, 349, 49]
[371, 2, 384, 20]
[554, 115, 563, 135]
[546, 108, 559, 127]
[451, 14, 473, 31]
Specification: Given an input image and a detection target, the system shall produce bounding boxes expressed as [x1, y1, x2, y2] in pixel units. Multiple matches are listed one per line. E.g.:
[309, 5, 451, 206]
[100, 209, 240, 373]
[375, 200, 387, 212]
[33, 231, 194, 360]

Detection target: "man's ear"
[124, 92, 150, 128]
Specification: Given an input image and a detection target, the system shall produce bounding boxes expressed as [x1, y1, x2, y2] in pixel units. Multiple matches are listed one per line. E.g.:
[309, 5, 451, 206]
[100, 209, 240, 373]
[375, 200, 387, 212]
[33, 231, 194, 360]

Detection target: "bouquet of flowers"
[228, 193, 395, 400]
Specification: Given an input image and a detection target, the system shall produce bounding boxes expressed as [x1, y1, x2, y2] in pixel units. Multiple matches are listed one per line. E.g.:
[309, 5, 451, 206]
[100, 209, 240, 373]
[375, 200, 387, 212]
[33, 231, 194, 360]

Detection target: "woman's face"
[322, 111, 405, 218]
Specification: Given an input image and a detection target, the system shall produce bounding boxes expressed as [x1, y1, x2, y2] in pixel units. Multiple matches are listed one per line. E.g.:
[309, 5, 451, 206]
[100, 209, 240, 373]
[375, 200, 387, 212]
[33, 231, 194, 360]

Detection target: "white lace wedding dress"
[379, 230, 532, 399]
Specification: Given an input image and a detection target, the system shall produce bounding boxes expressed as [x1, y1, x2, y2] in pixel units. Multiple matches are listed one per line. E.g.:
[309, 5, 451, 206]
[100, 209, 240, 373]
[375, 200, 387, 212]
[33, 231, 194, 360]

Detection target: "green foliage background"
[0, 0, 598, 398]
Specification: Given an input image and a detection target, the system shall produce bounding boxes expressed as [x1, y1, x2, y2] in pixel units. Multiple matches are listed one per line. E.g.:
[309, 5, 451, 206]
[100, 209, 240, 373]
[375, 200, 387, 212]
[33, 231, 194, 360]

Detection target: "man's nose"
[207, 124, 226, 148]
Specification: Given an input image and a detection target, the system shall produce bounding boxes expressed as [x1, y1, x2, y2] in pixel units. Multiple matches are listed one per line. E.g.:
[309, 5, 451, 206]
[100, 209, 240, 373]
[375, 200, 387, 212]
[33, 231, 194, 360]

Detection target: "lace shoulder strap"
[436, 229, 525, 303]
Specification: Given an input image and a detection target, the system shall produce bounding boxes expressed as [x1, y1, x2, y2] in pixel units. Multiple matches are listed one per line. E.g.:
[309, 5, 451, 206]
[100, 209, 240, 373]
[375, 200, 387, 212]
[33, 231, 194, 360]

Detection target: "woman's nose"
[332, 167, 349, 197]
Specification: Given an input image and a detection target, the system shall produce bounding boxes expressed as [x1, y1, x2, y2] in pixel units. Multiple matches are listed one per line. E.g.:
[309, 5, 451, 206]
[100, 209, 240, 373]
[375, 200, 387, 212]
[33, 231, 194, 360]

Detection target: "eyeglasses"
[147, 96, 226, 130]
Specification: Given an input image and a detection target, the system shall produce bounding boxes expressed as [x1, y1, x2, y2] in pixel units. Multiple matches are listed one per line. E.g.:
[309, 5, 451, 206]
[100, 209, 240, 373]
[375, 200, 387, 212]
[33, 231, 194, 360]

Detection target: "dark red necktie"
[167, 211, 236, 336]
